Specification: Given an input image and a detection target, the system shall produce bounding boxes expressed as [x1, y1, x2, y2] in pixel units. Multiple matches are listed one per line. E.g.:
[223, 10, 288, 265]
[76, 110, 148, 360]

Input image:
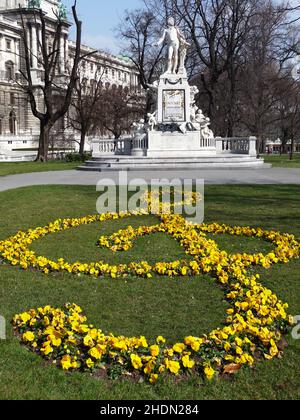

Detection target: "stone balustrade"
[92, 138, 132, 156]
[0, 154, 36, 162]
[215, 136, 257, 156]
[200, 137, 216, 148]
[0, 134, 39, 141]
[91, 136, 258, 158]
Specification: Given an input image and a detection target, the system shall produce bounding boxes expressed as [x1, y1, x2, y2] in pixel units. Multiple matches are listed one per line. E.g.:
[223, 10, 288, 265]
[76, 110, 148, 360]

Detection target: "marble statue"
[146, 80, 159, 114]
[58, 1, 67, 20]
[28, 0, 41, 8]
[190, 104, 198, 122]
[177, 27, 190, 75]
[132, 119, 146, 135]
[153, 17, 189, 75]
[190, 86, 199, 106]
[201, 117, 214, 139]
[147, 112, 157, 132]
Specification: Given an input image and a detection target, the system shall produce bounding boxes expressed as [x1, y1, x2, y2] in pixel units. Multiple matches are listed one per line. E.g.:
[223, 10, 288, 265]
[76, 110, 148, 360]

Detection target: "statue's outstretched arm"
[154, 30, 167, 47]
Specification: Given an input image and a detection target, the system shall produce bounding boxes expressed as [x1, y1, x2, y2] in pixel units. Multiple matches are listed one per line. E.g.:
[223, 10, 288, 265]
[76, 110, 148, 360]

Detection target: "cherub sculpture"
[147, 112, 157, 132]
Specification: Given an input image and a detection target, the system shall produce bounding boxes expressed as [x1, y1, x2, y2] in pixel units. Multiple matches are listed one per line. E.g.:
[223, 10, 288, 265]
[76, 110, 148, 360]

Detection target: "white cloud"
[81, 34, 120, 55]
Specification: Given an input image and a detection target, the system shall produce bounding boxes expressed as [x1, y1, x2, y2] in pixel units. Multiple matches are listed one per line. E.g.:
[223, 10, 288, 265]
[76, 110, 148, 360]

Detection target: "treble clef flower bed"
[1, 193, 299, 383]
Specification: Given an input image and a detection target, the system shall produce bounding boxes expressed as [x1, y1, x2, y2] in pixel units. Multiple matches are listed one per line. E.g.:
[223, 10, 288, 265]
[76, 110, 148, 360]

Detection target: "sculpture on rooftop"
[57, 1, 67, 20]
[28, 0, 41, 9]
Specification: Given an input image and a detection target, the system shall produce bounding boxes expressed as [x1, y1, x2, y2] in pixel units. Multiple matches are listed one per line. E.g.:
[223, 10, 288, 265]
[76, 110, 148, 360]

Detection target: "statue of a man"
[153, 17, 180, 74]
[153, 17, 190, 75]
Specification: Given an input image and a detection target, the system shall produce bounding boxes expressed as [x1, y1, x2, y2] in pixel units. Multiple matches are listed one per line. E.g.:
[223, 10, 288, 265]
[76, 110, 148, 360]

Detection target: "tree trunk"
[79, 130, 86, 160]
[290, 137, 295, 161]
[36, 121, 51, 162]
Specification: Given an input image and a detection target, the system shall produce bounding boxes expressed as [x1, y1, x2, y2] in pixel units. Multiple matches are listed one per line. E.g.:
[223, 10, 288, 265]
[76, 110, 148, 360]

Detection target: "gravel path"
[0, 168, 300, 192]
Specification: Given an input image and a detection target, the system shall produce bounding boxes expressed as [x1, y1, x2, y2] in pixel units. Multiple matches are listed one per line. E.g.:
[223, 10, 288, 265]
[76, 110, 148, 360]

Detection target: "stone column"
[65, 35, 69, 69]
[249, 136, 257, 157]
[26, 26, 31, 67]
[37, 26, 42, 64]
[60, 35, 65, 74]
[15, 39, 20, 73]
[215, 137, 224, 154]
[31, 25, 38, 69]
[0, 35, 4, 73]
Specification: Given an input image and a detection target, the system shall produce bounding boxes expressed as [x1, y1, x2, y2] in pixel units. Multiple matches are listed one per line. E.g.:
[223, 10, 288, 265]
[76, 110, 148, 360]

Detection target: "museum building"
[0, 0, 139, 158]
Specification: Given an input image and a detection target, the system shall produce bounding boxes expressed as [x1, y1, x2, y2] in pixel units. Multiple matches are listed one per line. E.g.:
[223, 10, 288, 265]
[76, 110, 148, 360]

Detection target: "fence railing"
[200, 137, 216, 148]
[0, 154, 36, 162]
[215, 136, 257, 156]
[91, 136, 257, 157]
[92, 138, 132, 156]
[0, 134, 39, 141]
[132, 136, 148, 150]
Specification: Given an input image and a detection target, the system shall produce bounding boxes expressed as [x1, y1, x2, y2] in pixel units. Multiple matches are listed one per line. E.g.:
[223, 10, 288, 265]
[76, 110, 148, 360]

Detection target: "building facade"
[0, 0, 139, 158]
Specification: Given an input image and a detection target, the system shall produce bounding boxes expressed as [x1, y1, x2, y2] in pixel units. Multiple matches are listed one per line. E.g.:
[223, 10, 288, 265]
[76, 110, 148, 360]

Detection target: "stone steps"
[78, 154, 272, 171]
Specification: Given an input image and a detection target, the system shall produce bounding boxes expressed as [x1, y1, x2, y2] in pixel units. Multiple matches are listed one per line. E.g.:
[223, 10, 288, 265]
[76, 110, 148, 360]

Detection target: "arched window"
[5, 61, 14, 81]
[9, 110, 16, 135]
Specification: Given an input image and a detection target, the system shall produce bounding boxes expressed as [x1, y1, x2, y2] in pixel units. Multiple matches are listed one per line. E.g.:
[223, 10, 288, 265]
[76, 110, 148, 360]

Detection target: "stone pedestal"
[157, 73, 191, 124]
[147, 131, 216, 158]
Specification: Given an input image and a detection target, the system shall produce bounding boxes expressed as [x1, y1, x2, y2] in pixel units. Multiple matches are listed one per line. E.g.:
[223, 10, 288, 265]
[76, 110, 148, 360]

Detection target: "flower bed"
[3, 194, 300, 382]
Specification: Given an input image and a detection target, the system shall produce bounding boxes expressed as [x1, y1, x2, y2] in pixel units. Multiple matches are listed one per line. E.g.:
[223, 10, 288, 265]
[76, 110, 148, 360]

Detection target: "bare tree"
[181, 1, 258, 131]
[237, 1, 300, 151]
[97, 86, 143, 140]
[118, 0, 300, 144]
[68, 68, 104, 159]
[274, 75, 300, 157]
[19, 2, 83, 161]
[117, 9, 164, 116]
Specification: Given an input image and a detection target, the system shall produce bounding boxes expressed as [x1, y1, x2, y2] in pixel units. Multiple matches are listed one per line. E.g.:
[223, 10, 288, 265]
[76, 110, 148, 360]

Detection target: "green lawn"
[0, 161, 78, 177]
[0, 185, 299, 400]
[263, 154, 300, 168]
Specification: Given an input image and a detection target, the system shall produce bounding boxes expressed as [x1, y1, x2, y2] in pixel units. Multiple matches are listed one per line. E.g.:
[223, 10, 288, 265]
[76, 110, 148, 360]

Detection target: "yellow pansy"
[130, 354, 143, 370]
[182, 355, 195, 369]
[173, 343, 185, 353]
[165, 359, 180, 375]
[86, 358, 95, 369]
[22, 331, 35, 342]
[204, 365, 215, 380]
[61, 355, 73, 370]
[150, 345, 160, 357]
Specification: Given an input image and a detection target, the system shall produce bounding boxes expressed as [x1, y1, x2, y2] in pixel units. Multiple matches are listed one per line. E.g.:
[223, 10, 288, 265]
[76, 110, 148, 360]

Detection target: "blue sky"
[63, 0, 142, 54]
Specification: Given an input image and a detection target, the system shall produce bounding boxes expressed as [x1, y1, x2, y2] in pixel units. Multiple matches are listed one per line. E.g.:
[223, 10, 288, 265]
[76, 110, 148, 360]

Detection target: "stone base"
[157, 73, 191, 124]
[146, 131, 216, 158]
[78, 155, 272, 171]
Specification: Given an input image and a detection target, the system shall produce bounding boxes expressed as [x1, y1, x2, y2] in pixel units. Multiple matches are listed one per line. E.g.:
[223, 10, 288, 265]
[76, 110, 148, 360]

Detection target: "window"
[118, 71, 122, 80]
[9, 110, 16, 135]
[0, 118, 2, 135]
[10, 93, 15, 105]
[8, 141, 13, 145]
[5, 61, 14, 81]
[6, 39, 11, 51]
[124, 73, 127, 82]
[112, 69, 115, 78]
[23, 140, 27, 144]
[90, 63, 94, 73]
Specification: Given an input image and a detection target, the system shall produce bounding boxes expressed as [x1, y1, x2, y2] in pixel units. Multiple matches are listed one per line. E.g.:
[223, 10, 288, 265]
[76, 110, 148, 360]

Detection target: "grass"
[0, 184, 299, 400]
[263, 154, 300, 168]
[0, 161, 78, 177]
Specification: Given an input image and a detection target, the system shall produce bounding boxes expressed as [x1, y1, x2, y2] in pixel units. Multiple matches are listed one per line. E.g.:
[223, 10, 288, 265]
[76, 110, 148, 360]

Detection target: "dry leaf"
[223, 363, 242, 374]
